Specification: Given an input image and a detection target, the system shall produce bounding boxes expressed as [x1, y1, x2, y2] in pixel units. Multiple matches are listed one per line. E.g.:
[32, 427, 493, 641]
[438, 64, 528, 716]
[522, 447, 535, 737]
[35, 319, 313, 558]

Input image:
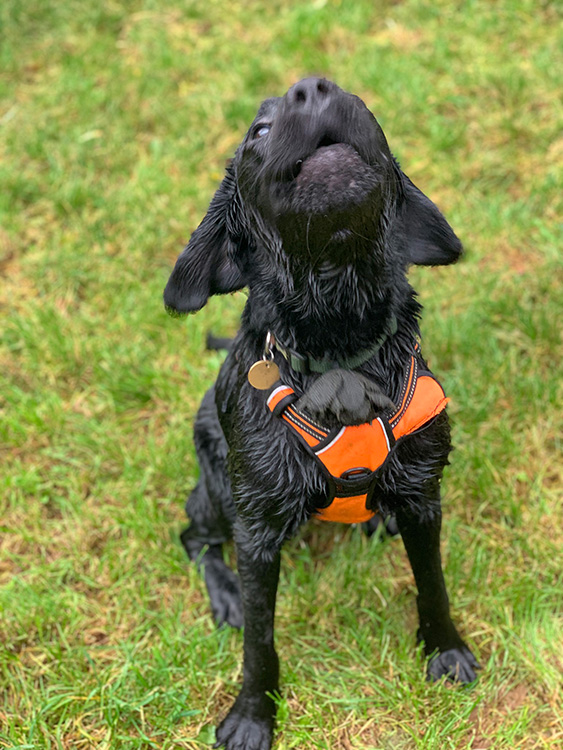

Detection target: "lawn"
[0, 0, 561, 748]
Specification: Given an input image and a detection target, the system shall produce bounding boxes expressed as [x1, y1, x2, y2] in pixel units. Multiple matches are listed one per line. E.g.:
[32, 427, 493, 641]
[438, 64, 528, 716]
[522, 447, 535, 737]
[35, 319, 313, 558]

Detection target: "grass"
[1, 0, 562, 747]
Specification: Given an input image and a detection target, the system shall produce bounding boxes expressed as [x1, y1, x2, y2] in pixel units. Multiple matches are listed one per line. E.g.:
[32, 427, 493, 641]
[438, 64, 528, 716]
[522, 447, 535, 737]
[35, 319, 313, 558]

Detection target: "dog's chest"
[217, 341, 449, 539]
[217, 380, 327, 528]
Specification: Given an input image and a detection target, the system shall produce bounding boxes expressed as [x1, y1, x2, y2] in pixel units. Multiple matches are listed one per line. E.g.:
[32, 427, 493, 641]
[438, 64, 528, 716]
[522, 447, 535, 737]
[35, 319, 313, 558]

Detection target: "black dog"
[164, 78, 479, 750]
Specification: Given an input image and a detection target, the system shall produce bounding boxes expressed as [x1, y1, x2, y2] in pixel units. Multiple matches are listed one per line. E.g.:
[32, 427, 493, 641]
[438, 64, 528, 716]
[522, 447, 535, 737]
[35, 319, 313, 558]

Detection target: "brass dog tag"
[248, 360, 280, 390]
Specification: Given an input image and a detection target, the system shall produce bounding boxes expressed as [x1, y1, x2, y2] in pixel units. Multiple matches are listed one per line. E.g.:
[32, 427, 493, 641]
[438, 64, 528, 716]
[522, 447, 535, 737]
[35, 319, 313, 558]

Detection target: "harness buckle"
[333, 467, 375, 498]
[340, 467, 371, 481]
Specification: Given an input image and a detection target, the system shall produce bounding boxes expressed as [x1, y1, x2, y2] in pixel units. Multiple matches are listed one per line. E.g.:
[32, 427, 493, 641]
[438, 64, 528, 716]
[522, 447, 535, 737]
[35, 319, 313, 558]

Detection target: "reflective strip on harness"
[267, 355, 449, 524]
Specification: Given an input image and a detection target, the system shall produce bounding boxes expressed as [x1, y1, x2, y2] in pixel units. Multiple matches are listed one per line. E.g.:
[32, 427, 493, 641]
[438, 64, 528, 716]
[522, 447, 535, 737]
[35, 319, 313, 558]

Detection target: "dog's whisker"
[305, 213, 313, 260]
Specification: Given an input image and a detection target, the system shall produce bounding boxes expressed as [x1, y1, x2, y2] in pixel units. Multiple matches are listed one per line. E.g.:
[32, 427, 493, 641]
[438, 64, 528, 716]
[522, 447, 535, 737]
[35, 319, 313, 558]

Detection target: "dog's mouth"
[276, 138, 381, 223]
[292, 142, 368, 190]
[268, 138, 385, 260]
[290, 135, 347, 180]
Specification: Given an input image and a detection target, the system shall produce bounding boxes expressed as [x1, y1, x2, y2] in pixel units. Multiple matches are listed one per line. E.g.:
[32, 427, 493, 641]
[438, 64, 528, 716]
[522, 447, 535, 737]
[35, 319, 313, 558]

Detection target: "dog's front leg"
[395, 504, 479, 683]
[215, 533, 280, 750]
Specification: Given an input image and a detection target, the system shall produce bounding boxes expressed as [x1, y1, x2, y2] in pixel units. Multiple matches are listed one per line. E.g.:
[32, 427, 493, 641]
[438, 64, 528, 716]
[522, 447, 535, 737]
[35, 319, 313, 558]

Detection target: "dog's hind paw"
[215, 692, 275, 750]
[204, 561, 244, 629]
[362, 514, 400, 538]
[427, 645, 480, 684]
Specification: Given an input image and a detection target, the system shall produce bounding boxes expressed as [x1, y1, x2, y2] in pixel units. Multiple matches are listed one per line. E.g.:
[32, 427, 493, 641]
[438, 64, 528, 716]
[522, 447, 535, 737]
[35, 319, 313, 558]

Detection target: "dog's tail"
[206, 333, 234, 352]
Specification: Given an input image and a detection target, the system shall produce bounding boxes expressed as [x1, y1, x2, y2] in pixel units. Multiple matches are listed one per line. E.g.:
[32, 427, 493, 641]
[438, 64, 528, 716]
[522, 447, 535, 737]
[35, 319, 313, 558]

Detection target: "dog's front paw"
[427, 645, 480, 684]
[295, 369, 395, 427]
[215, 691, 276, 750]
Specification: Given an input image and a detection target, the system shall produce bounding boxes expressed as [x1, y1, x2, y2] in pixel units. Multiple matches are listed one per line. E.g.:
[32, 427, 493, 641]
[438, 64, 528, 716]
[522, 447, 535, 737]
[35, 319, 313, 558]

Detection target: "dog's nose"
[286, 77, 335, 114]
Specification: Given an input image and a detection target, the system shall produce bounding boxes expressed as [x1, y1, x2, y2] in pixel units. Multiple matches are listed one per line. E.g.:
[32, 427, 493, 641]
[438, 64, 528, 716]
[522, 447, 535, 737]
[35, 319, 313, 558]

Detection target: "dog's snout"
[287, 77, 334, 113]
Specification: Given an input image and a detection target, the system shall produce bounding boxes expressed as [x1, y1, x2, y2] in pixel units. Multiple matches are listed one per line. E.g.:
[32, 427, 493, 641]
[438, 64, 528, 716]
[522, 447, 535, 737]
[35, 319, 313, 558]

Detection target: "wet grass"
[1, 0, 562, 747]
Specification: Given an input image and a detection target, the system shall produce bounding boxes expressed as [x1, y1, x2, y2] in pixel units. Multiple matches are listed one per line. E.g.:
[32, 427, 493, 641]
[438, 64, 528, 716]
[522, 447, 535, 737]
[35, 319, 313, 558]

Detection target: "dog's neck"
[244, 251, 421, 367]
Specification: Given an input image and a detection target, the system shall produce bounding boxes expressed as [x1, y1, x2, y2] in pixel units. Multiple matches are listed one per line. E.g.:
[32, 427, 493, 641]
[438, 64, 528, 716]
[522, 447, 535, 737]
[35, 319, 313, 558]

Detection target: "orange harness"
[267, 352, 449, 524]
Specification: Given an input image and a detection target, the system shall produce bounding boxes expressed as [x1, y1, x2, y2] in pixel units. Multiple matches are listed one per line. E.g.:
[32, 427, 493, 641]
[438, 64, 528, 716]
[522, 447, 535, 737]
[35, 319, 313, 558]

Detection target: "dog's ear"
[164, 166, 247, 315]
[399, 170, 463, 266]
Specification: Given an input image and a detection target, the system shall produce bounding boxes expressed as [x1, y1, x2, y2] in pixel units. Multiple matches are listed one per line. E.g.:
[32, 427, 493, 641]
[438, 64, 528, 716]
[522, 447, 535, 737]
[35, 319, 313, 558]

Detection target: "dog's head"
[164, 78, 462, 315]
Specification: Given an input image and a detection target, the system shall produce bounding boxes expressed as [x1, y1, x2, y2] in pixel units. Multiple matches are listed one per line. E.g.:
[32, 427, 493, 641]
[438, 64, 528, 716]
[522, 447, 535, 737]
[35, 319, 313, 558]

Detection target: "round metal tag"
[247, 360, 280, 390]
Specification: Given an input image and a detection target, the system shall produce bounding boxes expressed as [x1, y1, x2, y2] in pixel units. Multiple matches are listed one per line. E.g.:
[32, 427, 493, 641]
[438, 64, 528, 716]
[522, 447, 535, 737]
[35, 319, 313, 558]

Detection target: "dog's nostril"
[289, 78, 334, 109]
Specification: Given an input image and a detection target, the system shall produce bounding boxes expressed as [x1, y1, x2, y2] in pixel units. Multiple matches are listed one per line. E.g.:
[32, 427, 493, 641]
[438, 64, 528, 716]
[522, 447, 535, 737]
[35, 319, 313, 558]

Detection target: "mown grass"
[1, 0, 561, 748]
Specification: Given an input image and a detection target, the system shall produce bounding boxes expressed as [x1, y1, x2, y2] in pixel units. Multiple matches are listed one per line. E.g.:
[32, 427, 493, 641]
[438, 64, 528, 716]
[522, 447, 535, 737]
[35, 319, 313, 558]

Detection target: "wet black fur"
[164, 79, 479, 750]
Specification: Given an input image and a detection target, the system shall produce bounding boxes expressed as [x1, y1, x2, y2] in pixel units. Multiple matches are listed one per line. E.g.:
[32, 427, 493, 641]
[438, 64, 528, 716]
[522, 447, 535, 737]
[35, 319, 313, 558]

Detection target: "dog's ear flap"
[164, 166, 247, 315]
[399, 171, 463, 266]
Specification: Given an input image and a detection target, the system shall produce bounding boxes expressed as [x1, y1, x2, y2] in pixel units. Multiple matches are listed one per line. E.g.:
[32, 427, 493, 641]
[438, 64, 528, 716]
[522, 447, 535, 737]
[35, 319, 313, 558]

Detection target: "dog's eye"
[253, 124, 271, 139]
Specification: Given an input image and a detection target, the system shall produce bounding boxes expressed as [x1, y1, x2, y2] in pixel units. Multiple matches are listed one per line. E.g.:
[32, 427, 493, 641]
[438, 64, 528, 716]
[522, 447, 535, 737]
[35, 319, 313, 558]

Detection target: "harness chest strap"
[266, 354, 450, 524]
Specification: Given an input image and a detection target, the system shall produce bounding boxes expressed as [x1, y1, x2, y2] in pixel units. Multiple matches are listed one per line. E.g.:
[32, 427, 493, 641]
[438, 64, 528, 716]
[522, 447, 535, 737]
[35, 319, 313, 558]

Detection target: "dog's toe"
[427, 646, 480, 684]
[215, 717, 272, 750]
[214, 693, 275, 750]
[362, 514, 400, 539]
[213, 589, 244, 629]
[384, 515, 400, 536]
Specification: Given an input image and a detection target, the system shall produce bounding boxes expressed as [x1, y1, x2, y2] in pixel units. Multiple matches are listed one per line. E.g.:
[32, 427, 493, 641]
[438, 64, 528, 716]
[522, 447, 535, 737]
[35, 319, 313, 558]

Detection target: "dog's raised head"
[164, 77, 462, 316]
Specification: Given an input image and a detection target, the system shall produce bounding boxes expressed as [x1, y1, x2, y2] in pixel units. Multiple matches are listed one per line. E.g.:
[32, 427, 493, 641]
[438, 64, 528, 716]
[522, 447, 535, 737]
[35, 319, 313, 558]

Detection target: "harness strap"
[267, 352, 449, 523]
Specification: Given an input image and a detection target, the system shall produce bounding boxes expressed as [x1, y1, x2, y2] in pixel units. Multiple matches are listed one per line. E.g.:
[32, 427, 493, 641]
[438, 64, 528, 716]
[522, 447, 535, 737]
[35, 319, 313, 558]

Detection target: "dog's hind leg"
[180, 498, 243, 630]
[180, 389, 243, 629]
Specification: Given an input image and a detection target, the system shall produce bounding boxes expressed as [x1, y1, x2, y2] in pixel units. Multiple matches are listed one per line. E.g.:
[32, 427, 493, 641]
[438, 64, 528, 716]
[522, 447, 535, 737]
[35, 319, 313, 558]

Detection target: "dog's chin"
[269, 143, 383, 224]
[295, 143, 370, 184]
[267, 146, 383, 260]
